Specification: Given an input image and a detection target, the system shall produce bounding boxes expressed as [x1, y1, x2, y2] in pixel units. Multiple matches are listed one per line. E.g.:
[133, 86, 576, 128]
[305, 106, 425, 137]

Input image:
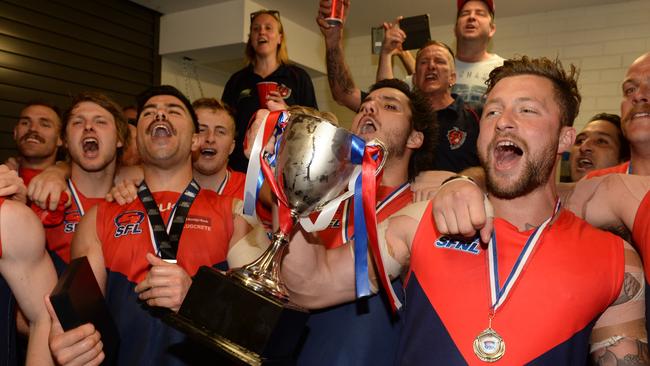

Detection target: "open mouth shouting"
[493, 140, 524, 171]
[81, 136, 99, 158]
[200, 147, 217, 158]
[147, 121, 175, 139]
[20, 132, 45, 144]
[357, 117, 378, 137]
[575, 156, 593, 171]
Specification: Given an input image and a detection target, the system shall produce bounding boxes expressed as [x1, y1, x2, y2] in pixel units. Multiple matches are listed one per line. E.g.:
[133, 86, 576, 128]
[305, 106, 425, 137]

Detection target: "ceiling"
[131, 0, 635, 38]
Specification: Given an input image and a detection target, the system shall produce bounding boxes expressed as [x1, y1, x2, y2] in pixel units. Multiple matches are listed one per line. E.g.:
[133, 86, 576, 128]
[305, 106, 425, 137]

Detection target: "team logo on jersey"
[63, 210, 82, 233]
[328, 219, 341, 229]
[114, 210, 144, 238]
[435, 236, 480, 255]
[447, 127, 467, 150]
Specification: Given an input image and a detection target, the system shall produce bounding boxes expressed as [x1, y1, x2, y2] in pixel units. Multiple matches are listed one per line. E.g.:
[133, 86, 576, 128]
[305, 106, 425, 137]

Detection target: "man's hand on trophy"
[45, 296, 105, 366]
[432, 177, 494, 244]
[135, 253, 192, 312]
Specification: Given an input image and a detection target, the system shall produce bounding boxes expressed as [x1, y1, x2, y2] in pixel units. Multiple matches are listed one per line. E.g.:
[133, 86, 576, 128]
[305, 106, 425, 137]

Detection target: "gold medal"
[473, 327, 505, 362]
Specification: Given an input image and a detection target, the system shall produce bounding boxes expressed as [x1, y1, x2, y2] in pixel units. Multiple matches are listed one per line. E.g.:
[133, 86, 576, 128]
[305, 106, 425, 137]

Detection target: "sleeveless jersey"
[96, 189, 235, 365]
[18, 167, 42, 187]
[45, 184, 104, 274]
[315, 185, 413, 249]
[585, 161, 630, 179]
[398, 203, 624, 365]
[219, 169, 245, 199]
[632, 190, 650, 343]
[296, 185, 411, 366]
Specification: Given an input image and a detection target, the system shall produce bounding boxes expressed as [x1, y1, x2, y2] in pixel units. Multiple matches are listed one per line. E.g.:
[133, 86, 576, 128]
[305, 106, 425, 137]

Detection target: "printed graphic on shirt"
[114, 210, 144, 238]
[63, 210, 82, 233]
[447, 127, 468, 150]
[434, 235, 481, 255]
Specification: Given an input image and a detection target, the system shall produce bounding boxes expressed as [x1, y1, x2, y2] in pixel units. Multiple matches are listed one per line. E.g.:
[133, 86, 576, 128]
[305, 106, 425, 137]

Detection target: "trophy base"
[166, 266, 309, 365]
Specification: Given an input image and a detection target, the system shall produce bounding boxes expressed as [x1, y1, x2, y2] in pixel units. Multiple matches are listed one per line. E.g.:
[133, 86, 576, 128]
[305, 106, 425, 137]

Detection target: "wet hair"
[369, 78, 438, 181]
[191, 97, 237, 137]
[587, 112, 629, 161]
[20, 100, 62, 128]
[485, 56, 581, 127]
[62, 92, 130, 160]
[245, 10, 289, 66]
[136, 85, 199, 132]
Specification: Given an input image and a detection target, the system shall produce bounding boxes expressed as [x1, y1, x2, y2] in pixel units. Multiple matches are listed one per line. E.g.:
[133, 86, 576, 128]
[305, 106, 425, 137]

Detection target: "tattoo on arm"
[326, 45, 356, 96]
[612, 272, 642, 305]
[593, 338, 649, 366]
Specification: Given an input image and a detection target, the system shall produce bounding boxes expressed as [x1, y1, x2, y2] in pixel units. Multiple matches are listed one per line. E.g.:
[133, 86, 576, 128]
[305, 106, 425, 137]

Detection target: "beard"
[482, 137, 558, 200]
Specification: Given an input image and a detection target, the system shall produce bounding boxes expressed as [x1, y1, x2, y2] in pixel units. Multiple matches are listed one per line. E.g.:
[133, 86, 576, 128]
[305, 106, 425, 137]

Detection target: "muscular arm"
[590, 242, 648, 365]
[281, 201, 425, 309]
[317, 0, 361, 112]
[0, 200, 56, 365]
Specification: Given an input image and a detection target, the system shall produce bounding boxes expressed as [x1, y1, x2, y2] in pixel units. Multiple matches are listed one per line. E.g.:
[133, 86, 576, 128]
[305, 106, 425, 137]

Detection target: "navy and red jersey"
[18, 167, 42, 187]
[296, 185, 411, 366]
[95, 189, 235, 365]
[398, 202, 624, 365]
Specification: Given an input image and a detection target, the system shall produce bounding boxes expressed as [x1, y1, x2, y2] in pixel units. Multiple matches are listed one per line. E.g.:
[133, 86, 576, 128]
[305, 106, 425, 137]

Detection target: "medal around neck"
[473, 327, 505, 362]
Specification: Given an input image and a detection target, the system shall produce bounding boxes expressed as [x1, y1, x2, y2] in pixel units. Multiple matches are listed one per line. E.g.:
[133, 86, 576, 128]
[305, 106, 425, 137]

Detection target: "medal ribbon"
[216, 170, 230, 195]
[488, 199, 561, 312]
[137, 180, 200, 262]
[67, 179, 85, 216]
[341, 182, 410, 243]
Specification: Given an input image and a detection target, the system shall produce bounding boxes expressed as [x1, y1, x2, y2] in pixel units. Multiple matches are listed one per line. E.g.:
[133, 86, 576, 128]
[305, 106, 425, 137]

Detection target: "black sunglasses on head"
[250, 9, 280, 22]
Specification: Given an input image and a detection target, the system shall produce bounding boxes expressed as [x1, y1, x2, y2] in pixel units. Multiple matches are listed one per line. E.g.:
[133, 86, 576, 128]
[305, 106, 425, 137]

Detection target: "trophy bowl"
[167, 112, 386, 365]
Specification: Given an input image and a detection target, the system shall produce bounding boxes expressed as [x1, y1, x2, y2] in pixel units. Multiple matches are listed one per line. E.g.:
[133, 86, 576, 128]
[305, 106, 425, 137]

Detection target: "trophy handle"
[365, 138, 389, 176]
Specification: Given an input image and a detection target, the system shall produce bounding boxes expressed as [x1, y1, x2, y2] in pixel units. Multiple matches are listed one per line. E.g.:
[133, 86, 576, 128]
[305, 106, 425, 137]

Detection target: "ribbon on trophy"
[352, 144, 402, 312]
[243, 110, 288, 219]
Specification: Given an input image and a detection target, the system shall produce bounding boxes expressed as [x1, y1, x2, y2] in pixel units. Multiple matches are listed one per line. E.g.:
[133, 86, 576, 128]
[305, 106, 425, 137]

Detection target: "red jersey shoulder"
[585, 161, 629, 179]
[222, 170, 245, 199]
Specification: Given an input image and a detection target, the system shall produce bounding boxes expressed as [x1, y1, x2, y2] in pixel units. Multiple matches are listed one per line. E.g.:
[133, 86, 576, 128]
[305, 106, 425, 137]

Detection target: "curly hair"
[485, 56, 581, 127]
[369, 79, 437, 181]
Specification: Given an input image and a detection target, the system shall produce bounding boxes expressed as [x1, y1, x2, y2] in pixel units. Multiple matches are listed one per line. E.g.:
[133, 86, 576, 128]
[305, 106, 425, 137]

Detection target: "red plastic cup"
[325, 0, 344, 25]
[256, 81, 279, 109]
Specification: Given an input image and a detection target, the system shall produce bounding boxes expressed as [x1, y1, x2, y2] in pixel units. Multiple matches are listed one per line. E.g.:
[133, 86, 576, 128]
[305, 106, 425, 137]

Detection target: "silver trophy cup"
[231, 112, 386, 300]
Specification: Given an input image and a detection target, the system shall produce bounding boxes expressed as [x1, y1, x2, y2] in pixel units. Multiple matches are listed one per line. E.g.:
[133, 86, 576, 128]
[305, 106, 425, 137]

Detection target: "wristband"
[439, 174, 478, 189]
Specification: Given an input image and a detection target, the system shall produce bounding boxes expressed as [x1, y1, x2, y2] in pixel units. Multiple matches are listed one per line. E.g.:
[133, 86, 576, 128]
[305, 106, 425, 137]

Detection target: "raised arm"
[590, 242, 648, 364]
[0, 199, 57, 365]
[376, 17, 406, 82]
[317, 0, 361, 112]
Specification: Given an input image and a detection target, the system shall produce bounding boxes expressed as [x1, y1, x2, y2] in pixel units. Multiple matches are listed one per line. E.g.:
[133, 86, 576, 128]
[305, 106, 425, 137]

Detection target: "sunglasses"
[250, 9, 280, 22]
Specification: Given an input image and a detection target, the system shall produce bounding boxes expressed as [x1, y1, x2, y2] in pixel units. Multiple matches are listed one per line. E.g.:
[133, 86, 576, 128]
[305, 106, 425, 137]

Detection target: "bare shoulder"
[0, 199, 45, 259]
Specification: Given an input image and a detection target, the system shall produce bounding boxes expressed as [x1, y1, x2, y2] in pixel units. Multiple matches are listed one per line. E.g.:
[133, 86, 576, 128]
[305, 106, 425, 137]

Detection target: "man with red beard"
[586, 52, 650, 178]
[191, 98, 244, 199]
[45, 93, 129, 273]
[47, 85, 252, 365]
[12, 102, 63, 187]
[281, 57, 646, 364]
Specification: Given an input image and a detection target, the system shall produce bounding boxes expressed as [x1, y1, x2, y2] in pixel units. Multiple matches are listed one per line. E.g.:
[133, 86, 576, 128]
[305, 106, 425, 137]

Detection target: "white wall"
[160, 57, 231, 101]
[332, 0, 650, 130]
[160, 0, 650, 130]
